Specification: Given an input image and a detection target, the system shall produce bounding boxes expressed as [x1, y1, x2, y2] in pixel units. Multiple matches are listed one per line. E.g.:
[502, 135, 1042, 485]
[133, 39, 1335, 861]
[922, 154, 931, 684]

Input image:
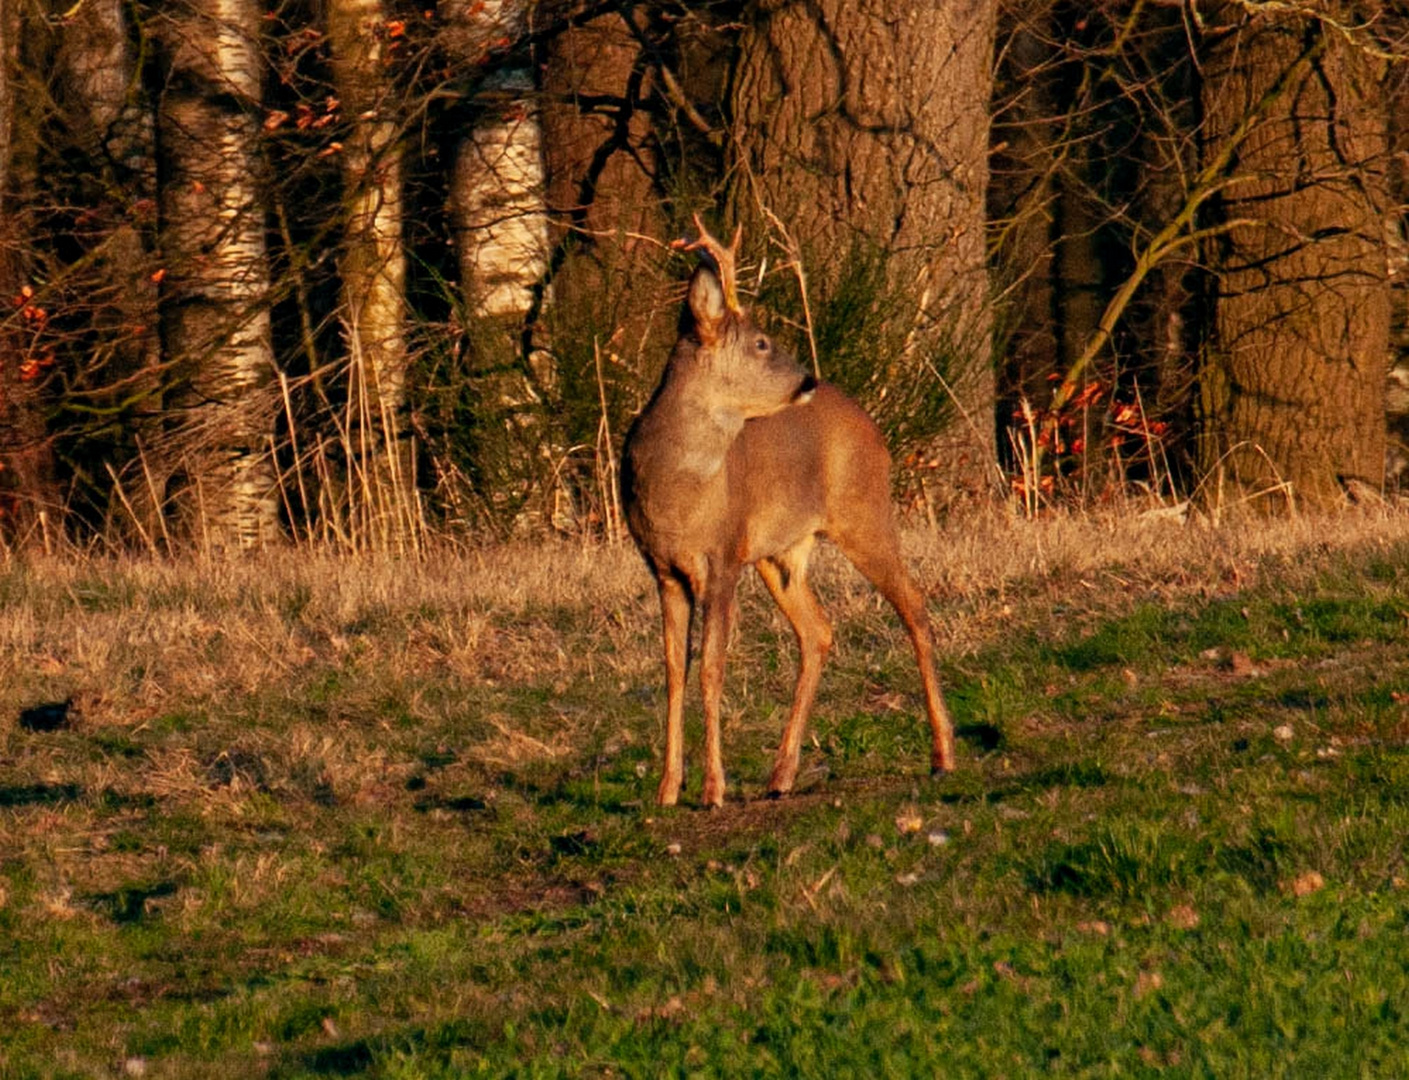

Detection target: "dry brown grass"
[4, 506, 1408, 735]
[0, 503, 1400, 834]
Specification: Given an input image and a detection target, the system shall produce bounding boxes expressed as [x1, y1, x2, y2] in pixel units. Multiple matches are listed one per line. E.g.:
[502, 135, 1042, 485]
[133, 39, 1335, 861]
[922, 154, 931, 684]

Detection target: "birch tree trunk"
[157, 0, 281, 550]
[729, 0, 998, 507]
[441, 0, 557, 529]
[325, 0, 414, 549]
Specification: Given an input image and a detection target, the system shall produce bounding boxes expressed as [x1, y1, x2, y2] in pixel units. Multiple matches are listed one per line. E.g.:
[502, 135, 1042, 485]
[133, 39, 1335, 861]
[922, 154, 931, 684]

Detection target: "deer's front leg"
[656, 574, 692, 806]
[698, 570, 739, 808]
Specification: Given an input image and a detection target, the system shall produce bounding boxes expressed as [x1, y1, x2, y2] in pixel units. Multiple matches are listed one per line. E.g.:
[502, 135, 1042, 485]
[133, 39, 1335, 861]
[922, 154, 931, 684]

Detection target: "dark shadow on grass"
[1022, 761, 1109, 790]
[18, 699, 74, 731]
[937, 759, 1108, 807]
[956, 723, 1004, 753]
[98, 788, 157, 810]
[1277, 689, 1332, 711]
[205, 748, 270, 790]
[0, 782, 82, 807]
[286, 1019, 491, 1078]
[304, 1040, 374, 1076]
[412, 793, 490, 814]
[87, 880, 180, 924]
[1216, 829, 1294, 894]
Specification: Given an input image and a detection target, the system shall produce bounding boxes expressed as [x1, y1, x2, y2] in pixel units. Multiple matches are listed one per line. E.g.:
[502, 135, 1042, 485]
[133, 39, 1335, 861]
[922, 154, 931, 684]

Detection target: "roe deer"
[621, 216, 957, 808]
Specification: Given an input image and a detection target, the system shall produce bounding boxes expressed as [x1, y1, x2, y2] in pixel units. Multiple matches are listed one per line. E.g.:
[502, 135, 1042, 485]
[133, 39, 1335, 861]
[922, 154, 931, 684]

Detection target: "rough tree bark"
[1199, 12, 1391, 510]
[729, 0, 998, 506]
[325, 0, 414, 547]
[157, 0, 281, 549]
[539, 4, 669, 363]
[1385, 48, 1409, 488]
[538, 3, 673, 532]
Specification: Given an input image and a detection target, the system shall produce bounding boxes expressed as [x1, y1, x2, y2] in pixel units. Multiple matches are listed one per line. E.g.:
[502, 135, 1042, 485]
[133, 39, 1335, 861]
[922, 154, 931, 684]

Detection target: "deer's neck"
[634, 382, 742, 485]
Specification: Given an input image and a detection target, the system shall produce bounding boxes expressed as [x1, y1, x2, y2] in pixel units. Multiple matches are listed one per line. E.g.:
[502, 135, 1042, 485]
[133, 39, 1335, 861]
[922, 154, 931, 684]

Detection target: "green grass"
[2, 526, 1409, 1076]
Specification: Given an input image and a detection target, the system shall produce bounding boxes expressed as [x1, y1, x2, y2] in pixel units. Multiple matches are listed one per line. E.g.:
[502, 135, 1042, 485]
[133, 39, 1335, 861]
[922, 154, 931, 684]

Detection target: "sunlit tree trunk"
[1384, 58, 1409, 489]
[325, 0, 414, 548]
[441, 0, 557, 529]
[441, 0, 549, 320]
[1198, 12, 1391, 510]
[729, 0, 998, 507]
[157, 0, 280, 550]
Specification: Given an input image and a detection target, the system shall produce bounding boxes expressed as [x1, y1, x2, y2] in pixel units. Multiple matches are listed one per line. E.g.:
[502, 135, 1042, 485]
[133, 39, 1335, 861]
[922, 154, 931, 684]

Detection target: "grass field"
[3, 509, 1409, 1077]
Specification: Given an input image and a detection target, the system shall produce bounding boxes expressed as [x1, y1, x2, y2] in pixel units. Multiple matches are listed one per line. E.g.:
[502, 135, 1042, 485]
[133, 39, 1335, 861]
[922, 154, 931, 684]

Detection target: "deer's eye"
[755, 337, 770, 352]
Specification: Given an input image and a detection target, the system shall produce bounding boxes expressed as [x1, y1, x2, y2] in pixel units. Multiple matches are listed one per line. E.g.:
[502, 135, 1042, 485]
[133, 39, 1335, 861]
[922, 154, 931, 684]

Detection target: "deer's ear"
[687, 266, 728, 345]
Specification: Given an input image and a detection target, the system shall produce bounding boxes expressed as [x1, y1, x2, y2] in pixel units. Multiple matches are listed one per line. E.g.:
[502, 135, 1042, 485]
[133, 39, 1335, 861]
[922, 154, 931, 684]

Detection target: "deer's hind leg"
[831, 518, 957, 775]
[756, 535, 833, 796]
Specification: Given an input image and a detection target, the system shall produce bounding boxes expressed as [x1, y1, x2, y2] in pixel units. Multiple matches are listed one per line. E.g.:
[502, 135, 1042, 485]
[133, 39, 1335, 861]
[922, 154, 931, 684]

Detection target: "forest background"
[1, 0, 1407, 553]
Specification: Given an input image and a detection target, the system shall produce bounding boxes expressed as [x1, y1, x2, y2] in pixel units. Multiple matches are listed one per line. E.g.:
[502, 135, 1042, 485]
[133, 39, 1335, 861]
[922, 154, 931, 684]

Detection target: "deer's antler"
[675, 213, 744, 315]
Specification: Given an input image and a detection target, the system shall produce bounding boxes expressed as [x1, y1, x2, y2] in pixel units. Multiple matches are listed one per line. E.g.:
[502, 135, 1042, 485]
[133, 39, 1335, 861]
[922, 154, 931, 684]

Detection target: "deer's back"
[623, 382, 894, 574]
[730, 382, 894, 559]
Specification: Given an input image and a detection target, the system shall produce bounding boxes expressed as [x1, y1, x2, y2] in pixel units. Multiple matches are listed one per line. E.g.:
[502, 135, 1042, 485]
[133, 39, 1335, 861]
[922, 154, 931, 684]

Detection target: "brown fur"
[622, 227, 956, 807]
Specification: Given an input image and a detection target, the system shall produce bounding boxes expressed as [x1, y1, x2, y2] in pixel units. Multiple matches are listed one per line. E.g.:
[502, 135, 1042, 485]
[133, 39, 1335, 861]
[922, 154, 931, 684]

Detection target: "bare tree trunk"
[990, 19, 1059, 415]
[325, 0, 414, 548]
[1198, 12, 1391, 510]
[539, 4, 669, 363]
[729, 0, 998, 506]
[1381, 51, 1409, 491]
[442, 1, 548, 322]
[0, 0, 57, 544]
[157, 0, 281, 550]
[538, 3, 670, 530]
[58, 0, 163, 540]
[0, 0, 10, 209]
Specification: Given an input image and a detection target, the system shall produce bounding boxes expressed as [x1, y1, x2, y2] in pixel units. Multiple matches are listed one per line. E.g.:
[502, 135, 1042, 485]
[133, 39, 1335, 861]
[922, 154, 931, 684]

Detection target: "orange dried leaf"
[1288, 870, 1325, 897]
[1070, 381, 1105, 409]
